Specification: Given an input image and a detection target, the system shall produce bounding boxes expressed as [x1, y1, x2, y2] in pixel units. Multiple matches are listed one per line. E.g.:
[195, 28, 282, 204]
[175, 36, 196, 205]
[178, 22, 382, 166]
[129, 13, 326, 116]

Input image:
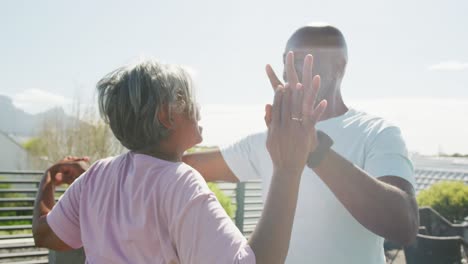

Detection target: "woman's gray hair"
[97, 60, 198, 151]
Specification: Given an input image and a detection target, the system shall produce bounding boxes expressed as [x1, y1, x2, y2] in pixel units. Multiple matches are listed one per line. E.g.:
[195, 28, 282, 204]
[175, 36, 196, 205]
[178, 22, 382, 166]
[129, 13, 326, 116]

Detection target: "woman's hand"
[265, 52, 327, 175]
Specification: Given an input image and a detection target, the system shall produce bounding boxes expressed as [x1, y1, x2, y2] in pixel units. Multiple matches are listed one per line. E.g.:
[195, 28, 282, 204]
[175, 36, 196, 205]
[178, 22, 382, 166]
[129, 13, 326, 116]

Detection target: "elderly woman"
[32, 58, 326, 263]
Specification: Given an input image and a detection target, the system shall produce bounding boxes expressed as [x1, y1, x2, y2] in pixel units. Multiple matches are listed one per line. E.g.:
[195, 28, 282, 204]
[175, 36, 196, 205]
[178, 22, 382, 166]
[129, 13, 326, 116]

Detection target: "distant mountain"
[0, 95, 74, 138]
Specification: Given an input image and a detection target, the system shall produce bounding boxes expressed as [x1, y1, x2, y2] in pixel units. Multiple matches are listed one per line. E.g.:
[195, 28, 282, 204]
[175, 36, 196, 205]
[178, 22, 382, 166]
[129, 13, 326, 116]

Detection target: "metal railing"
[2, 168, 467, 263]
[216, 181, 263, 236]
[0, 170, 264, 263]
[0, 171, 47, 263]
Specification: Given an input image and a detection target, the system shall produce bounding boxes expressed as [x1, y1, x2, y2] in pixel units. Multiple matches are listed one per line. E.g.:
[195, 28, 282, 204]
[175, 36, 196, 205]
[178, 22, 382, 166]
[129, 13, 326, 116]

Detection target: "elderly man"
[184, 24, 419, 263]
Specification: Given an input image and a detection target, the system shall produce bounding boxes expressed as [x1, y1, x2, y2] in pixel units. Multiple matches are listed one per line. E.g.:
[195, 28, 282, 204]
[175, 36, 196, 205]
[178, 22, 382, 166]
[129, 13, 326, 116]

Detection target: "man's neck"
[319, 93, 348, 121]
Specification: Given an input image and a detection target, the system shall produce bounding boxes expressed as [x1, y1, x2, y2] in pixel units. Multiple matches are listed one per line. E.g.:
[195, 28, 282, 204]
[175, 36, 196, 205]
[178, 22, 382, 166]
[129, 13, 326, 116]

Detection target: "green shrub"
[208, 182, 236, 219]
[417, 181, 468, 223]
[0, 177, 32, 233]
[186, 147, 236, 218]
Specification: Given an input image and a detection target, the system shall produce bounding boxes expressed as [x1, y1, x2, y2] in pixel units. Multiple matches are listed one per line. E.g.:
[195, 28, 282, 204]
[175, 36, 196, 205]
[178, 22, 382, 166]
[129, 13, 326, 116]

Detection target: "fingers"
[62, 156, 90, 162]
[309, 100, 327, 124]
[302, 75, 325, 127]
[285, 51, 299, 85]
[272, 85, 284, 126]
[270, 83, 305, 128]
[54, 172, 63, 183]
[281, 84, 292, 124]
[266, 65, 283, 92]
[304, 75, 321, 112]
[302, 55, 314, 93]
[77, 160, 91, 171]
[264, 104, 272, 128]
[291, 83, 304, 122]
[270, 52, 322, 130]
[311, 75, 321, 107]
[302, 75, 317, 114]
[54, 166, 72, 185]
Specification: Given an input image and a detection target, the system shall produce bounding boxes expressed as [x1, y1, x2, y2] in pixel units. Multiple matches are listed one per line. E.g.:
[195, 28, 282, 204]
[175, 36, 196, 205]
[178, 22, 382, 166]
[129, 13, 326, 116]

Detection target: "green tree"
[23, 138, 47, 158]
[417, 181, 468, 223]
[22, 104, 124, 163]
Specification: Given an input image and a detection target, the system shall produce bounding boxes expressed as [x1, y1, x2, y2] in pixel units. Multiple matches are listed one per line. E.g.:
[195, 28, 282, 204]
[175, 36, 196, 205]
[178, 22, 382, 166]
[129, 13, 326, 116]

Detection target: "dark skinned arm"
[266, 51, 419, 246]
[33, 157, 89, 250]
[313, 149, 419, 245]
[183, 149, 239, 183]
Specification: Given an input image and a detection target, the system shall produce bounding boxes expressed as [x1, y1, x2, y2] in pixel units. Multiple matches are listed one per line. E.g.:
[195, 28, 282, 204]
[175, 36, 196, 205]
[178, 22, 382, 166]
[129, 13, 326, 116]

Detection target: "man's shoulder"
[322, 108, 405, 150]
[240, 131, 268, 144]
[344, 108, 400, 134]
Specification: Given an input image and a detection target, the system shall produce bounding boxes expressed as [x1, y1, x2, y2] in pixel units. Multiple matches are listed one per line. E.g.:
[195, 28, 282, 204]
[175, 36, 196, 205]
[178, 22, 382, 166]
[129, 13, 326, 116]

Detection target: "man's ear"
[157, 104, 173, 129]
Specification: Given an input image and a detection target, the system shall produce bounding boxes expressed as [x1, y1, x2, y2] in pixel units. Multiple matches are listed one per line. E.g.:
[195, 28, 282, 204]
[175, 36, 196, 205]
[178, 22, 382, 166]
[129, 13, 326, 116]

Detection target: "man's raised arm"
[183, 149, 239, 183]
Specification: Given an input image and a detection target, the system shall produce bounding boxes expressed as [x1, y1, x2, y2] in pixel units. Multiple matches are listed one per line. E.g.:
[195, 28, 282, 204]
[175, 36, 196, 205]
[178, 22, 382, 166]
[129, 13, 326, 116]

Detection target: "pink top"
[47, 152, 255, 264]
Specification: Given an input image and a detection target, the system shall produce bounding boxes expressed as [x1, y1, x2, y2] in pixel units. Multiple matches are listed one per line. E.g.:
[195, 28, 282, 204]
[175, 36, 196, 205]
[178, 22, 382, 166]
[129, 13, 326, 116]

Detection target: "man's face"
[282, 46, 346, 83]
[282, 46, 347, 103]
[283, 48, 315, 83]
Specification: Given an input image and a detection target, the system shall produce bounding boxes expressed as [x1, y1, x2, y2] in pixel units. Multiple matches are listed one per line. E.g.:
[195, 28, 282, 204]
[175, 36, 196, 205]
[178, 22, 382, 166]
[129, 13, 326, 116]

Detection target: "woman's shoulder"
[172, 163, 210, 192]
[156, 163, 213, 215]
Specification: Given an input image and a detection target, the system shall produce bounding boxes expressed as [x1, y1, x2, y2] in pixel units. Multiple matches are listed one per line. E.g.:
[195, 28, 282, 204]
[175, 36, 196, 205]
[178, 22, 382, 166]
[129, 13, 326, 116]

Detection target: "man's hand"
[266, 51, 316, 93]
[33, 155, 89, 250]
[264, 52, 327, 174]
[47, 156, 90, 186]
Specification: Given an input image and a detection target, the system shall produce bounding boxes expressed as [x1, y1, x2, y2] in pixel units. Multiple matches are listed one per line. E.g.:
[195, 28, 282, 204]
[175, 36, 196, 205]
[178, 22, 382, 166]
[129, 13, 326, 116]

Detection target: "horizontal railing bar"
[13, 260, 49, 264]
[244, 213, 261, 218]
[243, 207, 264, 211]
[0, 180, 41, 184]
[12, 260, 49, 264]
[0, 207, 34, 212]
[0, 198, 59, 203]
[0, 188, 66, 193]
[0, 198, 35, 202]
[0, 225, 32, 231]
[0, 250, 48, 260]
[0, 241, 35, 250]
[0, 234, 33, 240]
[0, 171, 44, 175]
[0, 215, 32, 221]
[244, 193, 262, 198]
[244, 200, 263, 204]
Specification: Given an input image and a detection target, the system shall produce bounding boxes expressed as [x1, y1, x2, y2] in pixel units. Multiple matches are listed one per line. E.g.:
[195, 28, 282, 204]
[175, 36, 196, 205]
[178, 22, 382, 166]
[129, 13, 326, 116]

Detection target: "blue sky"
[1, 0, 468, 154]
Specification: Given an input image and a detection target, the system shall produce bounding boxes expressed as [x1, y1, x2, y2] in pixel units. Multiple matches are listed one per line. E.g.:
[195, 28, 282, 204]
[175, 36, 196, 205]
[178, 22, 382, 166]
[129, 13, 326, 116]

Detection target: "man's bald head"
[283, 24, 348, 102]
[286, 25, 347, 58]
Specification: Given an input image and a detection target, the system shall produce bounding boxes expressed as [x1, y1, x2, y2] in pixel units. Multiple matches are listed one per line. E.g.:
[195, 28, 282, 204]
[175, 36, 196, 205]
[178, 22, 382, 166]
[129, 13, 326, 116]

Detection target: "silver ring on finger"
[291, 116, 303, 122]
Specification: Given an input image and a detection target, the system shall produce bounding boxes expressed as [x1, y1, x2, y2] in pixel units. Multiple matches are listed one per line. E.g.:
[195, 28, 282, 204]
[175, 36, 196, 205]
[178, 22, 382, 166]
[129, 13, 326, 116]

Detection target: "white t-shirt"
[221, 108, 414, 264]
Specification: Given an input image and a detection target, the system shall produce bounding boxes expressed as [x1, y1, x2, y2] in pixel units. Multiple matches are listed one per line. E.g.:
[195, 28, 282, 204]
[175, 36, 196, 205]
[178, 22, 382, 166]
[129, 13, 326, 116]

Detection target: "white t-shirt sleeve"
[220, 132, 267, 182]
[364, 126, 415, 187]
[166, 168, 255, 264]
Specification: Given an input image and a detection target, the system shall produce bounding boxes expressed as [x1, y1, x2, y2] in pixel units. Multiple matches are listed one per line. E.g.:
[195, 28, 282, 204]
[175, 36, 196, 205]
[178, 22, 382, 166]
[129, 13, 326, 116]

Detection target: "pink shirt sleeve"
[46, 173, 84, 249]
[165, 168, 256, 264]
